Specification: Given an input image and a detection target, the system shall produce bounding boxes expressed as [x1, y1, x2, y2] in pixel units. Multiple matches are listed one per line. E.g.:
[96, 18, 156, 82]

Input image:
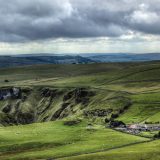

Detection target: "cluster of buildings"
[115, 123, 160, 135]
[128, 124, 160, 131]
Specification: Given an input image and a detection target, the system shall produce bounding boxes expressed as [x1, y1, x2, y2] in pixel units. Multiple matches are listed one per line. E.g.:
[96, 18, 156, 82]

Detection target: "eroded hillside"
[0, 86, 132, 126]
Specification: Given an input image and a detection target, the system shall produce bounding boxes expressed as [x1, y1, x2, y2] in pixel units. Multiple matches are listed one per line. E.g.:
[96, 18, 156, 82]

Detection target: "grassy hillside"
[0, 121, 148, 160]
[60, 139, 160, 160]
[0, 87, 131, 126]
[0, 61, 160, 124]
[0, 61, 160, 159]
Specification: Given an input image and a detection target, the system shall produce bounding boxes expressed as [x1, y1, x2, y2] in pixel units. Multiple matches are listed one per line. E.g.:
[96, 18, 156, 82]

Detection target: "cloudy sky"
[0, 0, 160, 55]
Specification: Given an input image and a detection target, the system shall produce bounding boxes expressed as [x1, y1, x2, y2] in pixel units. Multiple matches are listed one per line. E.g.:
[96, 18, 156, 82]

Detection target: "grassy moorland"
[0, 61, 160, 159]
[0, 121, 149, 160]
[60, 139, 160, 160]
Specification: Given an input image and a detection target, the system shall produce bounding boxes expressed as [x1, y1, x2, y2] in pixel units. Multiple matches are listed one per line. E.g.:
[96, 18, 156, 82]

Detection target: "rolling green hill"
[0, 55, 94, 68]
[0, 61, 160, 159]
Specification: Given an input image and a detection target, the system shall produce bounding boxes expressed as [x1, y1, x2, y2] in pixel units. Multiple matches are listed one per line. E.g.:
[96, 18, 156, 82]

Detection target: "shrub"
[154, 131, 160, 139]
[104, 118, 110, 123]
[111, 113, 119, 119]
[109, 120, 126, 128]
[4, 79, 9, 82]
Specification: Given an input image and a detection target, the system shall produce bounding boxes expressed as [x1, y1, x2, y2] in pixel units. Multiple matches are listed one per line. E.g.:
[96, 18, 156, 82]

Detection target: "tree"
[154, 131, 160, 139]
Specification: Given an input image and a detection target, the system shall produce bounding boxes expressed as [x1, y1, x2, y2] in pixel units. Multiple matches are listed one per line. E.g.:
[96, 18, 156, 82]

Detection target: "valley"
[0, 61, 160, 159]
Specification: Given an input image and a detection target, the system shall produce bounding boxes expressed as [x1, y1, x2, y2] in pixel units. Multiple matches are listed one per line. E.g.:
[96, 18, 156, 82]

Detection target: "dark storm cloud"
[0, 0, 160, 42]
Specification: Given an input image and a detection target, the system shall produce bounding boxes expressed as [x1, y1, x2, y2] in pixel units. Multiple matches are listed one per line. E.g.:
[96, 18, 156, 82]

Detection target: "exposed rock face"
[74, 88, 93, 104]
[109, 120, 126, 128]
[1, 110, 35, 126]
[52, 103, 70, 120]
[2, 104, 11, 113]
[0, 87, 34, 126]
[1, 98, 35, 126]
[0, 87, 130, 127]
[16, 112, 35, 124]
[0, 88, 22, 100]
[63, 88, 95, 105]
[0, 87, 95, 126]
[52, 88, 95, 120]
[41, 88, 58, 97]
[84, 109, 113, 117]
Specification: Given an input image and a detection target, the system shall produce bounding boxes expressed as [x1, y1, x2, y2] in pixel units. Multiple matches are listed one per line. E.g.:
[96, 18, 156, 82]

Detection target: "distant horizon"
[0, 52, 160, 56]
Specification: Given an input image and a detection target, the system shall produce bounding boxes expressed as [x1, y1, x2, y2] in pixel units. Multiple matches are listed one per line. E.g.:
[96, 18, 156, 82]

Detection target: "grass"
[117, 103, 160, 124]
[131, 92, 160, 103]
[116, 91, 160, 124]
[0, 61, 159, 90]
[0, 120, 148, 160]
[59, 140, 160, 160]
[139, 131, 159, 138]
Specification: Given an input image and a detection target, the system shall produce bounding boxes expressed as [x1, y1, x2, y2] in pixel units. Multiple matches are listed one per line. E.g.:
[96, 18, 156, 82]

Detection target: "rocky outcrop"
[84, 109, 113, 117]
[0, 98, 35, 125]
[52, 103, 70, 120]
[109, 120, 126, 128]
[51, 88, 95, 120]
[64, 88, 95, 105]
[41, 88, 58, 97]
[0, 109, 35, 126]
[16, 112, 35, 124]
[0, 87, 129, 127]
[2, 104, 12, 113]
[0, 87, 34, 125]
[1, 87, 96, 126]
[0, 88, 22, 100]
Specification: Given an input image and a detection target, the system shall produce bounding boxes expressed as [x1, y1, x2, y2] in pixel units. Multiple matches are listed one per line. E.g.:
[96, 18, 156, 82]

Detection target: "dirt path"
[54, 140, 153, 160]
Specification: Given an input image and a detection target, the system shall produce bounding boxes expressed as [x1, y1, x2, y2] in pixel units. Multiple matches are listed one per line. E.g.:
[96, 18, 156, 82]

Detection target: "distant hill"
[86, 53, 160, 62]
[0, 53, 160, 68]
[0, 55, 94, 68]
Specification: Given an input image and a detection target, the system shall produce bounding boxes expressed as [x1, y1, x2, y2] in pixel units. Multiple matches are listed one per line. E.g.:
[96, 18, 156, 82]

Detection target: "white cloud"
[130, 10, 159, 24]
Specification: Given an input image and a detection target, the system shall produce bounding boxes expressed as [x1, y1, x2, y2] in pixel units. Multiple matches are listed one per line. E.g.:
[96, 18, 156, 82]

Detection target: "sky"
[0, 0, 160, 55]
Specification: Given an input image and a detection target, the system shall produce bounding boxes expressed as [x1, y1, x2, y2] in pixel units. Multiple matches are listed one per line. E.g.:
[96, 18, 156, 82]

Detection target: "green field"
[0, 121, 149, 160]
[0, 61, 160, 159]
[60, 139, 160, 160]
